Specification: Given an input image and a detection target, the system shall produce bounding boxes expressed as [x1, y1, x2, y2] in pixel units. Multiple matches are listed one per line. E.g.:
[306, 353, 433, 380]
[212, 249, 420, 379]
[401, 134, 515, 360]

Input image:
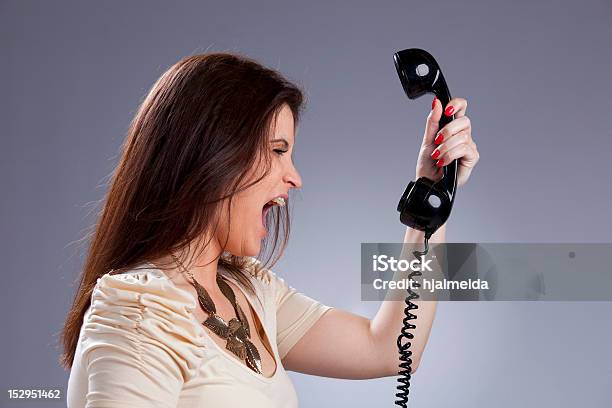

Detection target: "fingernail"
[434, 133, 444, 145]
[436, 158, 445, 167]
[444, 105, 455, 116]
[431, 149, 441, 159]
[431, 96, 437, 110]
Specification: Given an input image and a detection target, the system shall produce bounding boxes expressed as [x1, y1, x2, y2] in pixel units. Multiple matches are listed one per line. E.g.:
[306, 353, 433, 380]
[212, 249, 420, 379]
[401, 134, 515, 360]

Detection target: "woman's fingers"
[443, 97, 468, 118]
[433, 137, 480, 170]
[430, 129, 471, 163]
[416, 96, 478, 186]
[433, 116, 471, 145]
[423, 97, 443, 146]
[424, 97, 469, 146]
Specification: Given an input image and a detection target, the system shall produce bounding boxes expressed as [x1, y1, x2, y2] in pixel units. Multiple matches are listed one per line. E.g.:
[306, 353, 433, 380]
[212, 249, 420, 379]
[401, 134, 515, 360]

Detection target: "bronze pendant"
[194, 282, 216, 313]
[189, 274, 262, 374]
[226, 336, 247, 360]
[203, 314, 229, 338]
[244, 339, 263, 373]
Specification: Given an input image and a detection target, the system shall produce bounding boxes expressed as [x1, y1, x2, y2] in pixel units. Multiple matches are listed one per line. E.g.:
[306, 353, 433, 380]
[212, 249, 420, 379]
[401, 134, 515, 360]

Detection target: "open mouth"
[261, 197, 286, 229]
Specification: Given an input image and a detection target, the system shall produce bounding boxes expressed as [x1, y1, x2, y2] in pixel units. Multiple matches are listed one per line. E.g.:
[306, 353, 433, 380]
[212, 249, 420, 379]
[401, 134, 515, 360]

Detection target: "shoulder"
[82, 264, 206, 379]
[90, 265, 197, 315]
[88, 265, 202, 328]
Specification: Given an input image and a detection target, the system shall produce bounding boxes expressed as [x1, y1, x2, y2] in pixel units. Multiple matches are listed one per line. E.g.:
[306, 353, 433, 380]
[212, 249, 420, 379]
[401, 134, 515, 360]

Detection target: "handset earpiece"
[393, 48, 458, 239]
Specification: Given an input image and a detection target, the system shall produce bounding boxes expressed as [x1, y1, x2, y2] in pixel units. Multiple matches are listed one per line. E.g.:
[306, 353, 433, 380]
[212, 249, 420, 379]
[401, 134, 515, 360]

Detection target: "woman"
[61, 53, 479, 407]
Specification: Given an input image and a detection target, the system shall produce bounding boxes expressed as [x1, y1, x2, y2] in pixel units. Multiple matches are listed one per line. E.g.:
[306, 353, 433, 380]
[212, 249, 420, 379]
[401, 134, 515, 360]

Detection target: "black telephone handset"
[395, 48, 458, 241]
[392, 48, 457, 407]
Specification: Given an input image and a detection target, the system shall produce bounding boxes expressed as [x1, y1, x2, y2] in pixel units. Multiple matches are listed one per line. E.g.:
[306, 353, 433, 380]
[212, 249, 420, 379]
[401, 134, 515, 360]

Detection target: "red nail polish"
[434, 133, 444, 144]
[431, 96, 437, 110]
[436, 158, 445, 167]
[431, 149, 440, 159]
[444, 105, 455, 116]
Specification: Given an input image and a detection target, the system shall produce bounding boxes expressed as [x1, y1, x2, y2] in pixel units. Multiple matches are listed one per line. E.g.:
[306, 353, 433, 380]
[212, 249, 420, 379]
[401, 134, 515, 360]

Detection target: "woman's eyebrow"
[270, 138, 289, 149]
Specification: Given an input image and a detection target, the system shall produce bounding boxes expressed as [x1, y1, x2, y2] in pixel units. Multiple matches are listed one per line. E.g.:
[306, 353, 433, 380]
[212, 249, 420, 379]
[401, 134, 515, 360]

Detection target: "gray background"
[2, 0, 611, 407]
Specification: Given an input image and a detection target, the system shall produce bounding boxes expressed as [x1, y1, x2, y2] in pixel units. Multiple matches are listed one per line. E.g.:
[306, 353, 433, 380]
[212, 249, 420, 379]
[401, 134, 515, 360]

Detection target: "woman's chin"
[242, 242, 261, 257]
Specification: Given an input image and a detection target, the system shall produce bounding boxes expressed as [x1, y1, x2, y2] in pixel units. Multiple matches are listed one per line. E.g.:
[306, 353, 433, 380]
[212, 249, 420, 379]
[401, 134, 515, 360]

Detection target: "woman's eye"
[273, 149, 288, 156]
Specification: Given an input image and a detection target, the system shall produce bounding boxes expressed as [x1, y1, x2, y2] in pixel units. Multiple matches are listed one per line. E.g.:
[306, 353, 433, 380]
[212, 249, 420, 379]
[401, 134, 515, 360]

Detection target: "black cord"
[395, 234, 430, 407]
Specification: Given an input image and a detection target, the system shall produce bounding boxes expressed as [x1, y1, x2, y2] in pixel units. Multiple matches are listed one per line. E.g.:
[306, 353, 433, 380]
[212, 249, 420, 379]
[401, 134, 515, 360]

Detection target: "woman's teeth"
[270, 197, 286, 207]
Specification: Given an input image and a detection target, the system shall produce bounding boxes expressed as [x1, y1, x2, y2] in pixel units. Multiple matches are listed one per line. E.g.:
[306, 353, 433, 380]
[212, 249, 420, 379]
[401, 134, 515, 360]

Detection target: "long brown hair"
[59, 53, 304, 369]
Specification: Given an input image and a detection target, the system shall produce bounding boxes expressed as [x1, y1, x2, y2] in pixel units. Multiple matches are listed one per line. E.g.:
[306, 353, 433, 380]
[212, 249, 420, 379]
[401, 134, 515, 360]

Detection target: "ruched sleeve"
[80, 269, 205, 408]
[247, 259, 333, 360]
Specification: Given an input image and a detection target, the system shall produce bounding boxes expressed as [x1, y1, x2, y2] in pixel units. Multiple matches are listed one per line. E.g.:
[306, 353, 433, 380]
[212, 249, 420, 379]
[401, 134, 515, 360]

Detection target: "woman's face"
[216, 104, 303, 257]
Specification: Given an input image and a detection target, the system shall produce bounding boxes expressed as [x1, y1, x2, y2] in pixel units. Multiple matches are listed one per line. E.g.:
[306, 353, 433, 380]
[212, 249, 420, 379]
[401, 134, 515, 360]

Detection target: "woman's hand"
[415, 97, 479, 188]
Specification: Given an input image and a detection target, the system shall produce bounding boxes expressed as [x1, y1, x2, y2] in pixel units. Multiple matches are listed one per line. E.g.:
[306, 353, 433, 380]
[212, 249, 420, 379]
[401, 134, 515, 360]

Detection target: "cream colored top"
[67, 258, 333, 408]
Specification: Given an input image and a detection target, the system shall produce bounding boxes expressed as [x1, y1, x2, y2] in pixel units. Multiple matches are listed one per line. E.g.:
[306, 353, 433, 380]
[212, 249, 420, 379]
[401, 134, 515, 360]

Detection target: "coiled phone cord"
[394, 235, 430, 407]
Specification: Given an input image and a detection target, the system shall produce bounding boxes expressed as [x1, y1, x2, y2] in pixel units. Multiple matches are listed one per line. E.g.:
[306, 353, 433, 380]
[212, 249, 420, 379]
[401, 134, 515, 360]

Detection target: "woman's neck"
[152, 236, 223, 292]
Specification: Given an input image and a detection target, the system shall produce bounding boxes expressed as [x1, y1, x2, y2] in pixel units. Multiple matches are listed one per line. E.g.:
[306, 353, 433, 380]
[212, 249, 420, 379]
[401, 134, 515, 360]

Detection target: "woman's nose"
[284, 165, 303, 189]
